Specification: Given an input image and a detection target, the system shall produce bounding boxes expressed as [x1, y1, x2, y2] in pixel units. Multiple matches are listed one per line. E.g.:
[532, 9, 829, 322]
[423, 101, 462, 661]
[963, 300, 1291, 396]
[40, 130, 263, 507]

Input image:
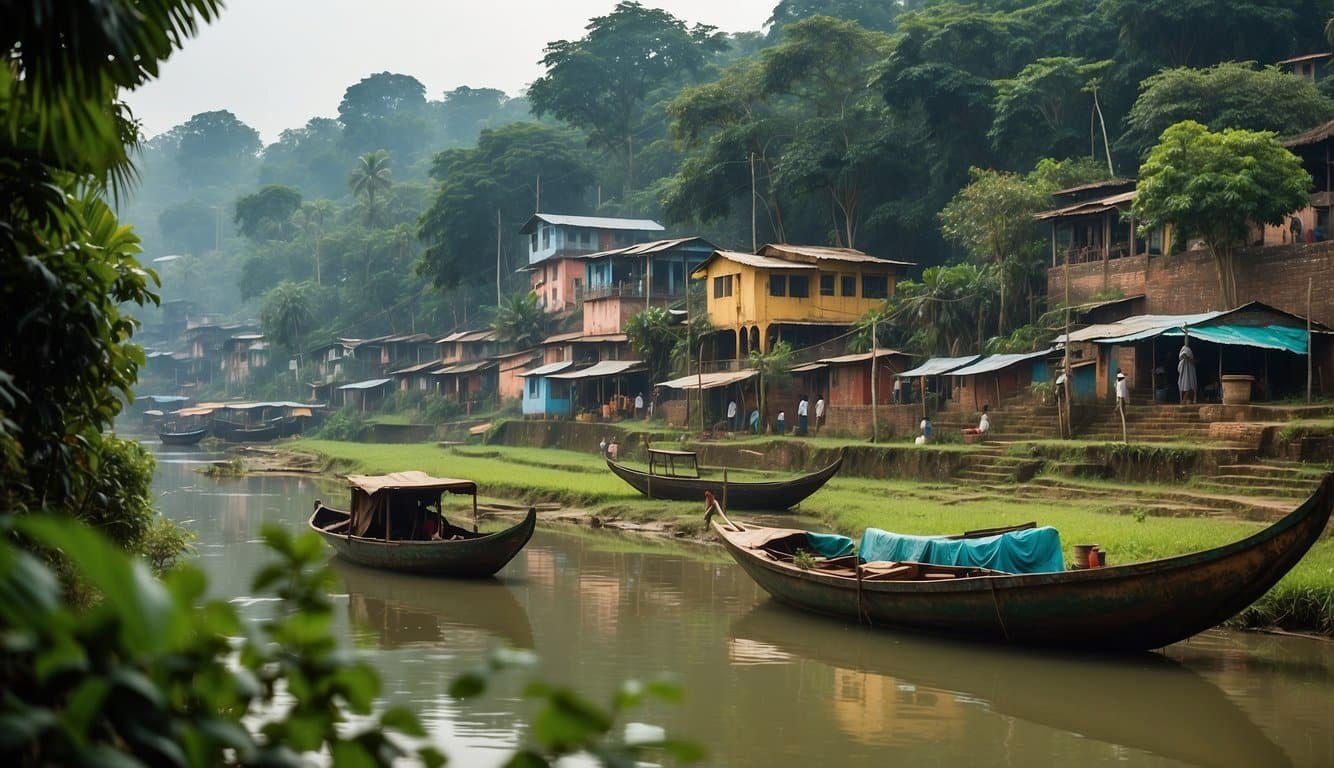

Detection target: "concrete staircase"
[1071, 403, 1220, 444]
[1192, 460, 1327, 499]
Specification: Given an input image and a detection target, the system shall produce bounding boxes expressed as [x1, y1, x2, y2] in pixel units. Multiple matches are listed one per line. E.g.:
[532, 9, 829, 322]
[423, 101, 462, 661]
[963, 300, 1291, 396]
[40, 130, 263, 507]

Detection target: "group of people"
[727, 395, 825, 436]
[912, 404, 991, 445]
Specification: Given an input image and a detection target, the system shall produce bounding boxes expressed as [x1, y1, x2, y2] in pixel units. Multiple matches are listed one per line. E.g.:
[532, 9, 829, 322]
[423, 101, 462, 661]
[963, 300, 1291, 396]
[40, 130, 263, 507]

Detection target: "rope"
[987, 577, 1010, 643]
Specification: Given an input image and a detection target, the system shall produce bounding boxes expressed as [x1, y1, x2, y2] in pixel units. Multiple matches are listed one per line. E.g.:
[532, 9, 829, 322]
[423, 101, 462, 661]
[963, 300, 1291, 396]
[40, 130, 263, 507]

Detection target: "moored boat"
[310, 471, 535, 578]
[607, 448, 843, 510]
[158, 425, 208, 446]
[708, 474, 1332, 651]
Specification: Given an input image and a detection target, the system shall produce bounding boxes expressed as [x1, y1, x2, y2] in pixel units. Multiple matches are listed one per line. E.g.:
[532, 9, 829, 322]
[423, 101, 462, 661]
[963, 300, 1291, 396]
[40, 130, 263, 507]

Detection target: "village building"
[519, 213, 664, 314]
[578, 236, 714, 336]
[690, 244, 914, 364]
[221, 332, 267, 392]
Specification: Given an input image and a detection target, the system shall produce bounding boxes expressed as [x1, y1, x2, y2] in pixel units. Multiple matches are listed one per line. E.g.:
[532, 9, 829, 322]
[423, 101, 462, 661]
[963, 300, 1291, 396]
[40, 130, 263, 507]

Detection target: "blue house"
[518, 213, 664, 314]
[518, 361, 575, 418]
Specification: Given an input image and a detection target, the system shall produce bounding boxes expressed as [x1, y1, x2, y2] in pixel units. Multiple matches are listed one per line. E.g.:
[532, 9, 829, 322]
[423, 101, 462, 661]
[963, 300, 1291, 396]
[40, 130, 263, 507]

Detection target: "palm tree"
[748, 340, 794, 433]
[625, 307, 678, 386]
[261, 281, 315, 357]
[492, 291, 551, 350]
[348, 150, 393, 227]
[291, 200, 335, 284]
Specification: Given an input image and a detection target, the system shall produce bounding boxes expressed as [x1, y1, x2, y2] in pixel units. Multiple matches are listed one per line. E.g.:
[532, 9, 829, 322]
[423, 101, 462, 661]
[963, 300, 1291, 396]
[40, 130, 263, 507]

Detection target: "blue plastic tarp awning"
[1164, 324, 1308, 355]
[897, 355, 981, 378]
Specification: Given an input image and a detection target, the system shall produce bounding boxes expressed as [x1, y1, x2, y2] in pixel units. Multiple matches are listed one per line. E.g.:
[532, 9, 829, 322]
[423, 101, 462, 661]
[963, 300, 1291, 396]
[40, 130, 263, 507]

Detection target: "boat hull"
[213, 420, 280, 443]
[158, 427, 207, 446]
[714, 474, 1332, 651]
[606, 453, 843, 510]
[310, 503, 536, 578]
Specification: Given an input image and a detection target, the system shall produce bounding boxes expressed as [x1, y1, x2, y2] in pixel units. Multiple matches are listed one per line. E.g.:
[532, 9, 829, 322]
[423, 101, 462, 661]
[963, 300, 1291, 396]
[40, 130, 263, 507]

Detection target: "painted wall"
[521, 376, 572, 417]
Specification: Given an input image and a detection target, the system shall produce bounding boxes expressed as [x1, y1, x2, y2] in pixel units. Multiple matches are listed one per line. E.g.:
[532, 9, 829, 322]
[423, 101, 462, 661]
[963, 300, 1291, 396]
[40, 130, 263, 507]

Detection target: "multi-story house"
[518, 213, 664, 313]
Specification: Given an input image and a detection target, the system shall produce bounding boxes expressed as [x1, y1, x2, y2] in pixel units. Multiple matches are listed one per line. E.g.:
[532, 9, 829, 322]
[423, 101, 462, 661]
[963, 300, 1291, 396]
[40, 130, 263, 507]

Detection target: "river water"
[152, 446, 1334, 767]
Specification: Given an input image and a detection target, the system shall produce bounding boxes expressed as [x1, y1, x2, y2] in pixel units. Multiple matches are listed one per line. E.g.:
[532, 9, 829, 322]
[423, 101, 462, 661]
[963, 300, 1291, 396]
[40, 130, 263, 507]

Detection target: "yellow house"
[690, 244, 913, 360]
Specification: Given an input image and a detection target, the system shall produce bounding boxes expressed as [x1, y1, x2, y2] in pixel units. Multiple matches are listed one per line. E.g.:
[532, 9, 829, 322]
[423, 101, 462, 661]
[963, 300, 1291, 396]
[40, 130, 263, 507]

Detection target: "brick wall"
[1047, 242, 1334, 327]
[823, 404, 921, 439]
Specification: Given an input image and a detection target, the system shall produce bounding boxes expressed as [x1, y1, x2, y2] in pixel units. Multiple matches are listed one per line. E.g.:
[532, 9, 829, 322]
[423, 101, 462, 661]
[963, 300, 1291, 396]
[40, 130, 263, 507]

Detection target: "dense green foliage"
[1132, 121, 1311, 306]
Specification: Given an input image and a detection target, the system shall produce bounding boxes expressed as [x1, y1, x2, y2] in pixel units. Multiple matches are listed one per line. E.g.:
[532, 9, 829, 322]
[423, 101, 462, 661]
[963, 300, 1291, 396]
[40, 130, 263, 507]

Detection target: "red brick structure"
[1048, 242, 1334, 328]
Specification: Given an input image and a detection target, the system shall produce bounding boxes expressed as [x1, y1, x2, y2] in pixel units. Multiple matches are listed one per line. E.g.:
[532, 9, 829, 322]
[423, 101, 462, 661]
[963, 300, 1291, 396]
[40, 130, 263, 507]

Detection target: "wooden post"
[723, 467, 729, 515]
[870, 318, 878, 443]
[472, 491, 478, 534]
[1309, 277, 1314, 404]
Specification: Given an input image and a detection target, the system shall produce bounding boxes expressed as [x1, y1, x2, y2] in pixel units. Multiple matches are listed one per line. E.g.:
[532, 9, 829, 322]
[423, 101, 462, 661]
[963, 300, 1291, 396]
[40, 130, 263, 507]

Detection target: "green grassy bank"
[290, 438, 1334, 635]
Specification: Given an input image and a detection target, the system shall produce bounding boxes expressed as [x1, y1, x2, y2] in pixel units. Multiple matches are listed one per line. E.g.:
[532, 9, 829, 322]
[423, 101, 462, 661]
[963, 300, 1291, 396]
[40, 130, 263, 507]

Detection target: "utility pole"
[1308, 277, 1314, 403]
[535, 174, 541, 213]
[750, 153, 757, 253]
[496, 209, 502, 307]
[870, 317, 878, 443]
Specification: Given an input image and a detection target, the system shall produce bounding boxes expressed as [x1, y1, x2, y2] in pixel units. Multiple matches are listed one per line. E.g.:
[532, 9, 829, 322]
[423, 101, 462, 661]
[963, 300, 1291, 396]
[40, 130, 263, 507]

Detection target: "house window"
[713, 274, 733, 298]
[542, 226, 550, 249]
[769, 274, 787, 297]
[530, 233, 538, 252]
[820, 274, 835, 296]
[789, 275, 810, 298]
[841, 275, 856, 297]
[1148, 228, 1163, 255]
[527, 378, 538, 397]
[862, 274, 889, 299]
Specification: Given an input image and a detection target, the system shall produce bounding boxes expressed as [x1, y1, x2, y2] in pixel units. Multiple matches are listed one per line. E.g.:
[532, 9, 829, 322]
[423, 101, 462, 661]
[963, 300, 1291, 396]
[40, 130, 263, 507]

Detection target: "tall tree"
[417, 122, 594, 293]
[625, 307, 678, 387]
[172, 109, 262, 190]
[261, 281, 315, 356]
[765, 0, 903, 38]
[938, 167, 1050, 336]
[1100, 0, 1299, 69]
[348, 150, 393, 227]
[234, 184, 302, 241]
[989, 57, 1115, 170]
[337, 72, 432, 164]
[491, 291, 551, 350]
[528, 1, 725, 196]
[1120, 62, 1334, 159]
[1132, 121, 1310, 308]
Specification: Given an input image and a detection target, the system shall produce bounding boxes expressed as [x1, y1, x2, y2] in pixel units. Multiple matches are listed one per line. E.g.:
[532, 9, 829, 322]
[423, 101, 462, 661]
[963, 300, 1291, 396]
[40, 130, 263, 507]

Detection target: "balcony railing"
[581, 282, 686, 302]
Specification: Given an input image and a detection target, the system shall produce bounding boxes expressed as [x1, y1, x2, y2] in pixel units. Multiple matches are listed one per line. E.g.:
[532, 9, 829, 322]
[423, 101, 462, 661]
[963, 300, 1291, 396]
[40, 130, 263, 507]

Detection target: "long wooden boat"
[709, 474, 1332, 651]
[310, 471, 535, 578]
[731, 603, 1290, 768]
[158, 426, 208, 446]
[607, 449, 843, 510]
[213, 418, 280, 443]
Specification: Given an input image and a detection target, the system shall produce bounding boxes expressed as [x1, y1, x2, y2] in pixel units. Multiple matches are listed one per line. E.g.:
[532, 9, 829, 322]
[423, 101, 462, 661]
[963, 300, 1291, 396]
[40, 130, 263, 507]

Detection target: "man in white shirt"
[963, 404, 990, 437]
[634, 392, 644, 419]
[727, 399, 738, 430]
[814, 396, 825, 434]
[797, 396, 809, 435]
[1115, 371, 1129, 407]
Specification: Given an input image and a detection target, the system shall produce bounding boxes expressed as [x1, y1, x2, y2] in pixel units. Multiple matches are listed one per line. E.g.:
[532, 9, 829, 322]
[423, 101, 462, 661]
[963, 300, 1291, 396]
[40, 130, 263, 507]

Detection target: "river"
[153, 446, 1333, 767]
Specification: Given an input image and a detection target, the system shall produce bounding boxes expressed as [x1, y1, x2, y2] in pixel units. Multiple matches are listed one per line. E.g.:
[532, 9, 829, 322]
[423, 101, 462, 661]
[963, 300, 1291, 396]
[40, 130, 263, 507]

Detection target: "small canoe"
[158, 426, 208, 446]
[213, 419, 280, 443]
[310, 470, 535, 578]
[710, 474, 1332, 651]
[607, 450, 843, 510]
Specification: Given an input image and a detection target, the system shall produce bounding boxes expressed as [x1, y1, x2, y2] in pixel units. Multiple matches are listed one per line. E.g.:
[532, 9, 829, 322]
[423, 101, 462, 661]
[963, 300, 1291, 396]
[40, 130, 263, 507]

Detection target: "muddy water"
[153, 447, 1333, 767]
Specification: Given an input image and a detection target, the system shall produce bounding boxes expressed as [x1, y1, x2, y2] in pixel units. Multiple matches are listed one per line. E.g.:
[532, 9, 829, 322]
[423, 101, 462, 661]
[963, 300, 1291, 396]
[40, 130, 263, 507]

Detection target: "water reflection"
[331, 559, 534, 650]
[732, 602, 1292, 767]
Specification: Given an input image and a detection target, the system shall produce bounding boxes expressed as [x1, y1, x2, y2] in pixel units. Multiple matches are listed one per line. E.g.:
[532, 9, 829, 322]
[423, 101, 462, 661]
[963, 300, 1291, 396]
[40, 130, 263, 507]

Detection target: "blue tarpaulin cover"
[857, 526, 1065, 574]
[803, 532, 855, 558]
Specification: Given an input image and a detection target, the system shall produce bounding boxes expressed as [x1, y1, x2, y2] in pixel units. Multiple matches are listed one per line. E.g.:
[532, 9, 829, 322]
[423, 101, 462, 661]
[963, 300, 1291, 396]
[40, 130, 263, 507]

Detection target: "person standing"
[776, 410, 786, 435]
[1115, 370, 1130, 443]
[815, 395, 825, 434]
[727, 399, 738, 430]
[1178, 340, 1197, 404]
[634, 391, 644, 420]
[748, 408, 760, 434]
[916, 415, 932, 445]
[797, 395, 809, 435]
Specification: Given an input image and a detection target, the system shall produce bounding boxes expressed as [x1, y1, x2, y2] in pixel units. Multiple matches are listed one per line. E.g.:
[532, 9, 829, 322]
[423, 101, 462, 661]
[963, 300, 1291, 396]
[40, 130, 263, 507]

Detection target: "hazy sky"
[125, 0, 777, 144]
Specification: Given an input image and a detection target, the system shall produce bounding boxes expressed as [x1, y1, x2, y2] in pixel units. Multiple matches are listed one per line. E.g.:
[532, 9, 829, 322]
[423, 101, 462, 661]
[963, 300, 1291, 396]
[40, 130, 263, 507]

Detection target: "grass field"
[290, 438, 1334, 633]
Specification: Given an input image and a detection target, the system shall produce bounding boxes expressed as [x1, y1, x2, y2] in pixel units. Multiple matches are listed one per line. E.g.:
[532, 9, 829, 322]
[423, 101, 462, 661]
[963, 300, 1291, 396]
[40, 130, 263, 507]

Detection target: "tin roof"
[519, 213, 664, 235]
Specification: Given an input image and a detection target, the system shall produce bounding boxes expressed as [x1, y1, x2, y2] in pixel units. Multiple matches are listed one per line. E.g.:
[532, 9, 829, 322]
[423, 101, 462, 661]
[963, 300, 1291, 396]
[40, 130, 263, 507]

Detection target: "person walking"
[727, 399, 738, 430]
[916, 415, 933, 445]
[1178, 339, 1197, 404]
[634, 392, 644, 420]
[1115, 370, 1130, 443]
[814, 395, 825, 434]
[797, 395, 809, 435]
[776, 410, 786, 435]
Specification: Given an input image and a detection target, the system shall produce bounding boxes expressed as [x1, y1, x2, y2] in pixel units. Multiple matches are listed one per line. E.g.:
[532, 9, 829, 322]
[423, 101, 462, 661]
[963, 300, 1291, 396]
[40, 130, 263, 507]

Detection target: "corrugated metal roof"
[897, 356, 981, 377]
[1059, 312, 1223, 344]
[549, 360, 645, 380]
[1035, 190, 1136, 221]
[575, 236, 716, 260]
[817, 349, 908, 365]
[434, 360, 497, 375]
[657, 370, 756, 390]
[760, 243, 915, 267]
[949, 349, 1055, 377]
[1051, 178, 1134, 196]
[789, 362, 827, 373]
[541, 331, 628, 345]
[338, 378, 393, 390]
[517, 361, 575, 377]
[1284, 118, 1334, 148]
[519, 213, 664, 234]
[389, 360, 442, 375]
[698, 250, 819, 272]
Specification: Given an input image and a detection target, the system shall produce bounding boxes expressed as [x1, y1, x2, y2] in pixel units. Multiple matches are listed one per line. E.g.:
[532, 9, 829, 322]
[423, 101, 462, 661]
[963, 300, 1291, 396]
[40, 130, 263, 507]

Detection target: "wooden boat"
[310, 471, 535, 578]
[731, 602, 1291, 768]
[158, 425, 208, 446]
[708, 474, 1332, 651]
[607, 448, 843, 510]
[212, 418, 280, 443]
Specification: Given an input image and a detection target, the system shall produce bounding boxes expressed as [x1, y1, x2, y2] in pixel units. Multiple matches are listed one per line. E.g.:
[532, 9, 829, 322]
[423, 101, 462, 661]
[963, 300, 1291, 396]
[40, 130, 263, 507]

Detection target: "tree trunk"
[1210, 242, 1239, 308]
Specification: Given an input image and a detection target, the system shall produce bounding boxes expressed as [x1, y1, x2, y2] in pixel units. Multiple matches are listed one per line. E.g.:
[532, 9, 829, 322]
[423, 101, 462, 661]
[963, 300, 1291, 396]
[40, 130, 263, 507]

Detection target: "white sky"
[125, 0, 776, 144]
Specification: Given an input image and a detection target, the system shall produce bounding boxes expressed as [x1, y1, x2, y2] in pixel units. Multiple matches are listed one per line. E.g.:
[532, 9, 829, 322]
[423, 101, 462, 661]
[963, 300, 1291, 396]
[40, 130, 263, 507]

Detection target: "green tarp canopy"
[1164, 325, 1308, 355]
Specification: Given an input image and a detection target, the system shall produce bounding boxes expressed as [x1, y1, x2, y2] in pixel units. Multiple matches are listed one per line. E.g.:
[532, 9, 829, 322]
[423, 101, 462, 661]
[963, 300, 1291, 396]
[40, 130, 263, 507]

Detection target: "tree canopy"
[1133, 121, 1310, 307]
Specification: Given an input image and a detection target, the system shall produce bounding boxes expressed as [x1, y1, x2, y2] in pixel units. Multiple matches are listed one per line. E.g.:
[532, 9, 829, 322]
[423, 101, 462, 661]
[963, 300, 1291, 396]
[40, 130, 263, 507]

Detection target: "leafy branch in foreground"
[0, 520, 700, 766]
